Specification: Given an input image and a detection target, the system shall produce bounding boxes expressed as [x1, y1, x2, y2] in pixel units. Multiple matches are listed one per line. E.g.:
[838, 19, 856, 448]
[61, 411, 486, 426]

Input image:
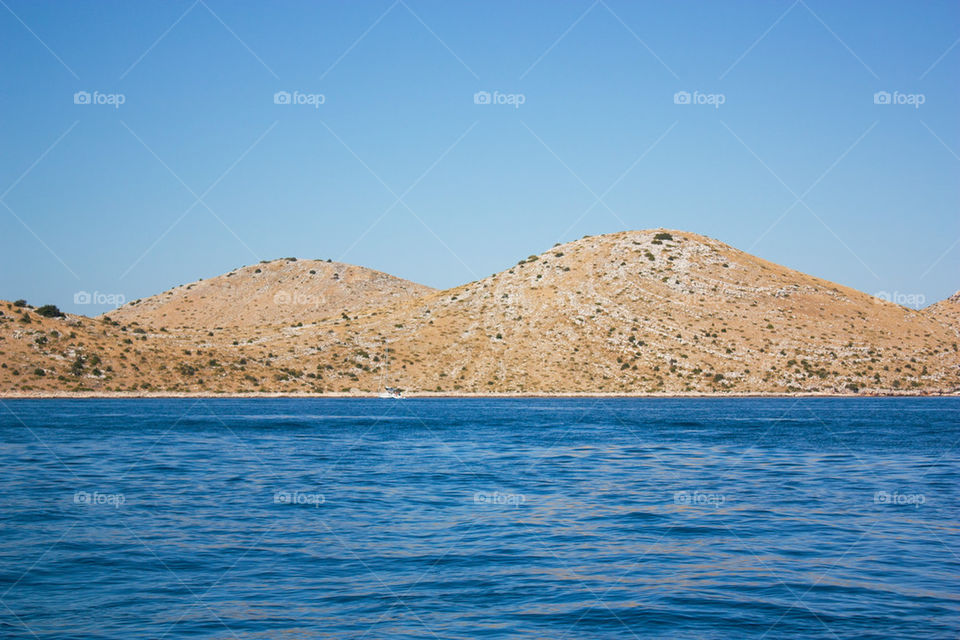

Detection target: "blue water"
[0, 398, 958, 639]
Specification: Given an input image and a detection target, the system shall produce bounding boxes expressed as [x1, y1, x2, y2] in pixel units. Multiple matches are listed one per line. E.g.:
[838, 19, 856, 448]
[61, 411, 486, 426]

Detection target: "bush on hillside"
[35, 305, 64, 318]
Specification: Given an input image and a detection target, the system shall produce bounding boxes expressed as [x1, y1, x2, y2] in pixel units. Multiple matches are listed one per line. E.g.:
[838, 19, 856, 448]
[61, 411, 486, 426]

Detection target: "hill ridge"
[106, 257, 435, 329]
[1, 229, 957, 395]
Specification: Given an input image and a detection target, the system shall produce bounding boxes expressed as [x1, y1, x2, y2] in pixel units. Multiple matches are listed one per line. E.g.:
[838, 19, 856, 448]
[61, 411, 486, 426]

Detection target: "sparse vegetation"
[0, 229, 955, 395]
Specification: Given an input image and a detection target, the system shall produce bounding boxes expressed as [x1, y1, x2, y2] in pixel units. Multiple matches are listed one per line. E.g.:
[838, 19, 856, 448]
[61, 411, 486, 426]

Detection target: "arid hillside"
[107, 258, 434, 329]
[1, 230, 957, 395]
[926, 291, 960, 335]
[321, 230, 959, 394]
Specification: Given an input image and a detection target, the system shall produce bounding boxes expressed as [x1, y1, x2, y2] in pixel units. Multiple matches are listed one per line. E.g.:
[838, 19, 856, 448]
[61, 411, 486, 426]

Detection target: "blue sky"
[1, 0, 957, 313]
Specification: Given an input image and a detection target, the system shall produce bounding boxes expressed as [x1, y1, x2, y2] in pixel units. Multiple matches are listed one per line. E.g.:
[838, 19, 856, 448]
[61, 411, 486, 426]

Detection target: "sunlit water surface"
[1, 398, 958, 638]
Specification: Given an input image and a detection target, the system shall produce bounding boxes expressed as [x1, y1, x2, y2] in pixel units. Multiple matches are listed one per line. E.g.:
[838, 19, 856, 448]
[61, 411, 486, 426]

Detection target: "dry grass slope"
[107, 258, 435, 329]
[1, 230, 957, 395]
[926, 291, 960, 335]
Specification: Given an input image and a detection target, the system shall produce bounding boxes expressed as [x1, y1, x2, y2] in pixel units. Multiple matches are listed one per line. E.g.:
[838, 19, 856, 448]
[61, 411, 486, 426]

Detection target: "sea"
[0, 398, 957, 638]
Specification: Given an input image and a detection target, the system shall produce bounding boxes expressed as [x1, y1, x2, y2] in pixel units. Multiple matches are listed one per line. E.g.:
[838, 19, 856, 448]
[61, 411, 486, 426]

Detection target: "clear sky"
[1, 0, 957, 314]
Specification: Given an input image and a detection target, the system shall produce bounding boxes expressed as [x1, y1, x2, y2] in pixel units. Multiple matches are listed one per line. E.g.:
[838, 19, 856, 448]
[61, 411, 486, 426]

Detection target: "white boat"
[377, 342, 404, 399]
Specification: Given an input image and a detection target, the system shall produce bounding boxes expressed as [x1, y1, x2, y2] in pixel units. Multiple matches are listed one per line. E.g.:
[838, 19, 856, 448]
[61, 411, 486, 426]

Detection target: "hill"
[314, 230, 958, 394]
[1, 230, 957, 395]
[106, 258, 434, 329]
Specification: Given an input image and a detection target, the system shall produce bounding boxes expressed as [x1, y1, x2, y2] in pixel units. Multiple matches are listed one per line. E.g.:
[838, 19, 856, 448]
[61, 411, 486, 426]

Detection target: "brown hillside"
[321, 230, 959, 394]
[925, 291, 960, 335]
[1, 230, 958, 395]
[106, 258, 434, 329]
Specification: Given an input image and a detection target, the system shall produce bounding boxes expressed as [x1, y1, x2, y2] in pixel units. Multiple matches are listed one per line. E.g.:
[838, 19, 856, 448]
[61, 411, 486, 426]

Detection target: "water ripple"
[0, 397, 958, 638]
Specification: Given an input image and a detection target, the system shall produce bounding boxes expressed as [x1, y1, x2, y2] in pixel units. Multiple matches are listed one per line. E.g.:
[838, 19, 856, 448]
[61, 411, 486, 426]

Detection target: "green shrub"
[176, 363, 197, 376]
[35, 305, 64, 318]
